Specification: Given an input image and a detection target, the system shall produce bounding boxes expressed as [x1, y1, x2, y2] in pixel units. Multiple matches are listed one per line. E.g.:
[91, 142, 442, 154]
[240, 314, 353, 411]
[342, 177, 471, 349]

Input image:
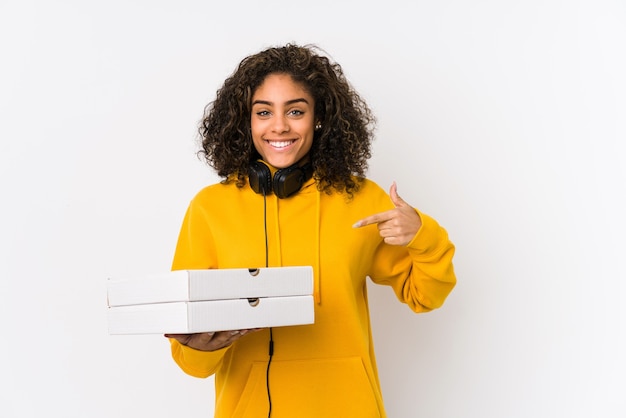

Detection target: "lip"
[264, 139, 297, 149]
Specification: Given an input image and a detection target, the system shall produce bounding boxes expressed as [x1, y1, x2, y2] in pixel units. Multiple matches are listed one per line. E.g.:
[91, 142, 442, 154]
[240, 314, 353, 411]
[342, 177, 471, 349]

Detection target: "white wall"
[1, 0, 624, 417]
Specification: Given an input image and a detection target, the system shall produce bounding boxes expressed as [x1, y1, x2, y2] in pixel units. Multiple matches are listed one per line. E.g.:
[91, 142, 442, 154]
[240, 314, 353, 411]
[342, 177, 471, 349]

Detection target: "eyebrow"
[251, 98, 310, 107]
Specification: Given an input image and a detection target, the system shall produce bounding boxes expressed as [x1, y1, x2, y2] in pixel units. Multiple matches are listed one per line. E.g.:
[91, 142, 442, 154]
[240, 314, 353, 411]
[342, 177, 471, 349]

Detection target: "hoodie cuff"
[170, 338, 228, 378]
[405, 210, 451, 255]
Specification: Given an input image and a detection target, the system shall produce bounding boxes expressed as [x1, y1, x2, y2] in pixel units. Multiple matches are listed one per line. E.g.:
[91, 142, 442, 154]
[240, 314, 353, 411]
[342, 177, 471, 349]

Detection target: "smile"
[265, 139, 296, 149]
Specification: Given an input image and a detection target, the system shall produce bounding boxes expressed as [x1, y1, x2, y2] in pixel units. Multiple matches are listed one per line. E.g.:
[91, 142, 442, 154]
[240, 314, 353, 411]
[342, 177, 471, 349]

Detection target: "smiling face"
[250, 73, 316, 169]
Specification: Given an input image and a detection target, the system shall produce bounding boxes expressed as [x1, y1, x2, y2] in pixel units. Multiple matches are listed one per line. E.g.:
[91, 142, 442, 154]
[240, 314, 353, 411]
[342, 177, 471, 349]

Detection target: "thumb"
[389, 181, 408, 208]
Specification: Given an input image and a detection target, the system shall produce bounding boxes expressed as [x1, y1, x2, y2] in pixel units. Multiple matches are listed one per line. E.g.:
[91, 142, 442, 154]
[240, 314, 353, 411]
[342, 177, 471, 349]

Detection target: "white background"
[1, 0, 624, 417]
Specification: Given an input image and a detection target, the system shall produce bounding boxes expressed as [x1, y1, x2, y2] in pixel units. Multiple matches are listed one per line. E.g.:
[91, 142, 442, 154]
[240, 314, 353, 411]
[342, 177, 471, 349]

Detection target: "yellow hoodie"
[169, 175, 456, 418]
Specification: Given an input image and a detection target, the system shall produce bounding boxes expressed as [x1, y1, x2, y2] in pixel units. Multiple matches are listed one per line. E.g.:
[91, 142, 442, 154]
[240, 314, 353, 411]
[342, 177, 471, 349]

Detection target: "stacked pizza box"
[106, 266, 314, 334]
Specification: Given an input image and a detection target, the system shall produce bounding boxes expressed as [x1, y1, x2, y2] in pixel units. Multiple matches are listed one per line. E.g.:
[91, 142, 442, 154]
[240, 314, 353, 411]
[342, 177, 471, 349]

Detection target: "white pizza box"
[107, 295, 314, 334]
[107, 266, 313, 307]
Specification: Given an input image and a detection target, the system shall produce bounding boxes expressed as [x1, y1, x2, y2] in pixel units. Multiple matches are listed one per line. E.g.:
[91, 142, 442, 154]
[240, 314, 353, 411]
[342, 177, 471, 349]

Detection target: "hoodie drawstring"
[314, 189, 321, 304]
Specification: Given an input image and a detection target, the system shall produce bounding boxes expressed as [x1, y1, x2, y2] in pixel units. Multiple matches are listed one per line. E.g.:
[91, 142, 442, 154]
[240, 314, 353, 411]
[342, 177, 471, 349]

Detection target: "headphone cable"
[262, 190, 274, 417]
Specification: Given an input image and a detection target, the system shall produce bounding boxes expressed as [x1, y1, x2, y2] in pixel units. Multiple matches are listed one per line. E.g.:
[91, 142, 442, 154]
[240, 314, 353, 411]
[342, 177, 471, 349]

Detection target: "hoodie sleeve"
[168, 197, 228, 378]
[169, 338, 228, 378]
[368, 210, 457, 313]
[171, 197, 219, 271]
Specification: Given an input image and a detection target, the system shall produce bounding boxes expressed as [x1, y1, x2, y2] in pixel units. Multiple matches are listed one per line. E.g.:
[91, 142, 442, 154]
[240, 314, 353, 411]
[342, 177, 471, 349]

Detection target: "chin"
[266, 158, 298, 169]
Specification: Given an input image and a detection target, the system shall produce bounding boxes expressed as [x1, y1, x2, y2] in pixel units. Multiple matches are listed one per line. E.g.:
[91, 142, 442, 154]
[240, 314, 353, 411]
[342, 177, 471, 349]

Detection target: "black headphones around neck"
[248, 160, 314, 199]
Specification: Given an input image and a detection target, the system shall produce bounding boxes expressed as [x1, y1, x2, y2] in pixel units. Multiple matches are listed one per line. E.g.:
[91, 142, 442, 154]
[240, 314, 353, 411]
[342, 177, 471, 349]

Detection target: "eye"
[288, 109, 304, 117]
[255, 110, 271, 117]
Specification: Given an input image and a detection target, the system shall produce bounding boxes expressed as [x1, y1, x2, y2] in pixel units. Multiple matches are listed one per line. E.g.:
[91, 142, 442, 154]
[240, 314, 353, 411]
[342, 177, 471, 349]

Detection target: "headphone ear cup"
[273, 166, 305, 199]
[248, 161, 272, 195]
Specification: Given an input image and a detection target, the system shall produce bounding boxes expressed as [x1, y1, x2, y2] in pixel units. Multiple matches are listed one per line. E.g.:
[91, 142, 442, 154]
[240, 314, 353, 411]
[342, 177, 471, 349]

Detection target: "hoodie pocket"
[232, 356, 381, 418]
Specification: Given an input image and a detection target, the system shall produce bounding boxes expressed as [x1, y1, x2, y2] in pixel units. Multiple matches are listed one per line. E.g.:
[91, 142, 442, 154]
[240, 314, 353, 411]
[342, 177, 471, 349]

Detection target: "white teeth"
[268, 140, 294, 148]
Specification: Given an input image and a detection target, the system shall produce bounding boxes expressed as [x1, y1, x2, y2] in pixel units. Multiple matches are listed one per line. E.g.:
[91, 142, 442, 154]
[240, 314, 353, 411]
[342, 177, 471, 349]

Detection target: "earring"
[315, 122, 322, 131]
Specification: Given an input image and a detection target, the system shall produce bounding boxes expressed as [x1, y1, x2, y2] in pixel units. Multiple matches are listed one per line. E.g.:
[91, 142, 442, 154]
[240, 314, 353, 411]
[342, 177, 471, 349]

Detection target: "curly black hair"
[198, 43, 376, 196]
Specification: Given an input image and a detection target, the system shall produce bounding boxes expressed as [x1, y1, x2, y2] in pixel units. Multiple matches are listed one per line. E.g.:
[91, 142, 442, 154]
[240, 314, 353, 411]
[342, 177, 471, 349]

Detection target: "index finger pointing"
[353, 210, 393, 228]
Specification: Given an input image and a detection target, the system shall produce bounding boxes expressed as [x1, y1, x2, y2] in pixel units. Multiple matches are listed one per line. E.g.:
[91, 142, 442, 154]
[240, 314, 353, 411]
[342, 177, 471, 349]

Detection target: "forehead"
[252, 73, 312, 101]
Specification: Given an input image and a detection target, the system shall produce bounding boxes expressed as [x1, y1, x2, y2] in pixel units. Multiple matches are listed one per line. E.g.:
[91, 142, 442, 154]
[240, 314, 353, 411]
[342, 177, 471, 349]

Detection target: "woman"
[165, 43, 456, 418]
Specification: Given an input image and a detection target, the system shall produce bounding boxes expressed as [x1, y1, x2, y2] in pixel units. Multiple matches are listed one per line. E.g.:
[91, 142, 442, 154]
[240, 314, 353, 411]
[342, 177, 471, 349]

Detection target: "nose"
[271, 115, 290, 133]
